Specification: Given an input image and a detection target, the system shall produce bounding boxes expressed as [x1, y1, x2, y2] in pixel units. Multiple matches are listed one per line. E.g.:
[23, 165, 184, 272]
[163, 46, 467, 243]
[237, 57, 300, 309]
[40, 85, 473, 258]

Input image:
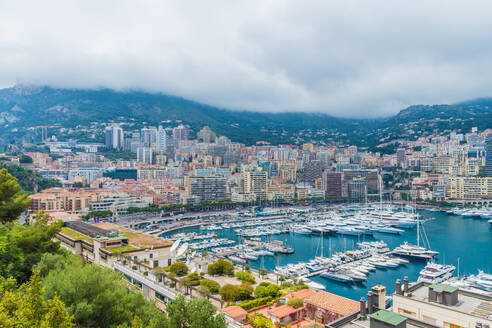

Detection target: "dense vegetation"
[2, 86, 490, 147]
[0, 163, 62, 193]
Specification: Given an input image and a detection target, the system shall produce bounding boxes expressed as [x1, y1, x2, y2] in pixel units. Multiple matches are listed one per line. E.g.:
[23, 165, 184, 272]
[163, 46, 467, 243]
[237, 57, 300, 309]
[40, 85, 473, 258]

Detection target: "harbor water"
[162, 210, 492, 301]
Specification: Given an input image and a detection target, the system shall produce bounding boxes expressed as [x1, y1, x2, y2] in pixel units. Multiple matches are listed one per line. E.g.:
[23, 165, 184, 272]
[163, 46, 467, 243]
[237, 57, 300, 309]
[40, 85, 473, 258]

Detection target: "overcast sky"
[1, 1, 492, 118]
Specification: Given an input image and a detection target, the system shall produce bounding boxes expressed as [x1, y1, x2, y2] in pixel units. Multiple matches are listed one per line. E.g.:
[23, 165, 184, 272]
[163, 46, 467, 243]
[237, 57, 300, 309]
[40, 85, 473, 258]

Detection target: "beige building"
[446, 177, 492, 200]
[244, 170, 268, 201]
[392, 282, 492, 328]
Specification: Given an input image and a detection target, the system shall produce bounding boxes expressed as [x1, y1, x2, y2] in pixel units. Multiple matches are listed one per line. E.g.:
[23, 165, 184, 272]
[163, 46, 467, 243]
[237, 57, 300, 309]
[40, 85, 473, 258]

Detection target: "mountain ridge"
[0, 85, 490, 147]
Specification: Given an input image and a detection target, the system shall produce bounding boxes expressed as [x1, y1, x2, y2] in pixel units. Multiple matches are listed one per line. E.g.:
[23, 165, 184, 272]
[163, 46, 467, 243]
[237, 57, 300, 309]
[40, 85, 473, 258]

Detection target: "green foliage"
[238, 296, 272, 310]
[218, 283, 252, 302]
[83, 210, 113, 220]
[247, 313, 273, 328]
[287, 298, 303, 309]
[1, 164, 61, 193]
[254, 283, 281, 299]
[207, 259, 234, 276]
[0, 168, 32, 223]
[169, 261, 188, 276]
[235, 271, 255, 284]
[18, 154, 33, 163]
[0, 269, 74, 328]
[166, 294, 226, 328]
[199, 279, 220, 294]
[41, 254, 168, 328]
[0, 212, 63, 284]
[99, 149, 136, 161]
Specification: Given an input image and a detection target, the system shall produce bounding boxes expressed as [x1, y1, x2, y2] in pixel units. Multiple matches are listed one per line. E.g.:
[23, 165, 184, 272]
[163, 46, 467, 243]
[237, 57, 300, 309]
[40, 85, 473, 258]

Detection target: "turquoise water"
[163, 211, 492, 301]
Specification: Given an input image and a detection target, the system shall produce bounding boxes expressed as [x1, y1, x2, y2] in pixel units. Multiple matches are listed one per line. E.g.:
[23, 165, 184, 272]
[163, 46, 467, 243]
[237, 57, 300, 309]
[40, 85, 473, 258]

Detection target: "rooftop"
[368, 310, 406, 326]
[305, 291, 359, 316]
[429, 283, 457, 293]
[93, 222, 172, 248]
[405, 283, 492, 320]
[221, 305, 247, 318]
[268, 304, 298, 318]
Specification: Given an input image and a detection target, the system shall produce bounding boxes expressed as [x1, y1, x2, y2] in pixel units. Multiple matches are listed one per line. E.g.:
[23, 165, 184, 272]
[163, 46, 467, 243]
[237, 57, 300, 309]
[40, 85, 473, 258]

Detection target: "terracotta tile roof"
[221, 306, 247, 318]
[290, 288, 317, 300]
[268, 304, 297, 318]
[305, 291, 359, 316]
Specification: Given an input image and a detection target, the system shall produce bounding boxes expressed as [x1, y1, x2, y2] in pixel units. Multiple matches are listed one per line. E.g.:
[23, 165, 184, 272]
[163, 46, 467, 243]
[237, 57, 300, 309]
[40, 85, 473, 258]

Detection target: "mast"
[379, 174, 383, 221]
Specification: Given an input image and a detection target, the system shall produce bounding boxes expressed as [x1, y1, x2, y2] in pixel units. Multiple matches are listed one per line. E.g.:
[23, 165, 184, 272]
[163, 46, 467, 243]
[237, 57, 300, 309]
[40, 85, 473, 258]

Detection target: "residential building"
[105, 126, 124, 149]
[188, 175, 227, 202]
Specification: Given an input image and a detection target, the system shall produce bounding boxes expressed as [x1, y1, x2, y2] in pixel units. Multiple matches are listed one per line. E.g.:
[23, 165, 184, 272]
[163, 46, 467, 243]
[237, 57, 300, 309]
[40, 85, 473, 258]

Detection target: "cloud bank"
[1, 0, 492, 117]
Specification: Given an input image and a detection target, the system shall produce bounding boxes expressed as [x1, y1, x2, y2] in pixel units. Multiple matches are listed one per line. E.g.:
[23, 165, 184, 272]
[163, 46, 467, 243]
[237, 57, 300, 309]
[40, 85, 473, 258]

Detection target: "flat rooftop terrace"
[408, 284, 492, 320]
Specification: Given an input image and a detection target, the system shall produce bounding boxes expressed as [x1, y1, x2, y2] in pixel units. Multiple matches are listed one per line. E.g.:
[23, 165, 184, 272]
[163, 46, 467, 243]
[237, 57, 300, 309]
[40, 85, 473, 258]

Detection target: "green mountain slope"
[0, 85, 489, 147]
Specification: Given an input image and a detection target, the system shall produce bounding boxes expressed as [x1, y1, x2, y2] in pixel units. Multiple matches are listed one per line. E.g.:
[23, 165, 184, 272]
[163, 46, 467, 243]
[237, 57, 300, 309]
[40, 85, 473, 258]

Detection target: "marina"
[161, 207, 492, 301]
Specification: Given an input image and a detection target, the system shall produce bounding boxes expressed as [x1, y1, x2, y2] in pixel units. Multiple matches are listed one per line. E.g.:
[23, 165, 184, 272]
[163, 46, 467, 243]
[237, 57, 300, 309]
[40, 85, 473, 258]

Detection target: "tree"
[169, 262, 188, 276]
[0, 270, 74, 328]
[18, 154, 33, 164]
[219, 283, 251, 302]
[0, 168, 31, 224]
[0, 212, 63, 284]
[166, 295, 226, 328]
[287, 298, 303, 309]
[207, 259, 234, 276]
[199, 279, 220, 294]
[197, 286, 211, 299]
[236, 271, 255, 284]
[254, 283, 281, 299]
[247, 313, 273, 328]
[41, 254, 168, 328]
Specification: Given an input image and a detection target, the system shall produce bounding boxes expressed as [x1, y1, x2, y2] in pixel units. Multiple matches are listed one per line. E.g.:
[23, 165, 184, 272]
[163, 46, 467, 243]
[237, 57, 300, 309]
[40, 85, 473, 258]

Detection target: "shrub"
[254, 283, 281, 298]
[248, 313, 273, 328]
[207, 259, 234, 276]
[169, 261, 188, 276]
[219, 283, 252, 302]
[287, 298, 303, 309]
[239, 297, 272, 310]
[200, 279, 220, 294]
[236, 271, 255, 284]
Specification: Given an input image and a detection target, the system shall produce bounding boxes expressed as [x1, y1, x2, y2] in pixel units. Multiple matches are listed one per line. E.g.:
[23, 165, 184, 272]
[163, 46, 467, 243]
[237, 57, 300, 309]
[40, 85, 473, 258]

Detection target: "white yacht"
[418, 262, 456, 283]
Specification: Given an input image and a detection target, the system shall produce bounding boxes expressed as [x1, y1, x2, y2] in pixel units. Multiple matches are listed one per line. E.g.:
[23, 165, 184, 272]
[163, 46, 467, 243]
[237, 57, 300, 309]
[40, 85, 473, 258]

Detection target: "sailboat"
[392, 218, 439, 261]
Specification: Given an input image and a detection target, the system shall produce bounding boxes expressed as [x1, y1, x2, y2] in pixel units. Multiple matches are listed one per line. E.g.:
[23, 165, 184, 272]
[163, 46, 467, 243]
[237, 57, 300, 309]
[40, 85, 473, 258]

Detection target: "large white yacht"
[418, 262, 456, 283]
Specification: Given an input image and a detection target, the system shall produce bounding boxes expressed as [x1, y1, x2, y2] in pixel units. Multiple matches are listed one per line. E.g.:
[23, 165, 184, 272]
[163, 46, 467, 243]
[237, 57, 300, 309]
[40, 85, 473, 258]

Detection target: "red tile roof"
[222, 305, 247, 318]
[305, 291, 359, 316]
[290, 288, 317, 300]
[268, 304, 297, 318]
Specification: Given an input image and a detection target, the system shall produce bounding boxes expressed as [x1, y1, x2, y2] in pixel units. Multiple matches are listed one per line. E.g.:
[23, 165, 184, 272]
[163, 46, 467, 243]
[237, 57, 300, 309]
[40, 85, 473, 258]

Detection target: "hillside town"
[1, 123, 491, 328]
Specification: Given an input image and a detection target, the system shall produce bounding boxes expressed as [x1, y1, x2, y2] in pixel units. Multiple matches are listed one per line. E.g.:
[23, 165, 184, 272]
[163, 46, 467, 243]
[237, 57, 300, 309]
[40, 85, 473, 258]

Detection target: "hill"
[0, 85, 489, 147]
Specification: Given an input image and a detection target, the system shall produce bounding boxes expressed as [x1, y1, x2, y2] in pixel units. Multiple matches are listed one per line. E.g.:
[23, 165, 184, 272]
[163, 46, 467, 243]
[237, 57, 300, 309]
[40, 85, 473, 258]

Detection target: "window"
[398, 308, 416, 317]
[444, 322, 464, 328]
[422, 315, 436, 325]
[155, 292, 167, 303]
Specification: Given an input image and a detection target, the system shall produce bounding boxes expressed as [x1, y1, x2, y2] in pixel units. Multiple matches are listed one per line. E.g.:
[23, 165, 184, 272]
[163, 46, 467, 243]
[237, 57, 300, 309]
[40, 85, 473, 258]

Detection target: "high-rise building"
[188, 175, 227, 202]
[323, 172, 343, 198]
[172, 125, 190, 141]
[349, 177, 367, 199]
[105, 126, 124, 149]
[141, 128, 157, 147]
[396, 148, 406, 166]
[156, 125, 167, 152]
[486, 134, 492, 177]
[244, 170, 268, 201]
[197, 126, 216, 143]
[137, 147, 153, 164]
[303, 160, 323, 184]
